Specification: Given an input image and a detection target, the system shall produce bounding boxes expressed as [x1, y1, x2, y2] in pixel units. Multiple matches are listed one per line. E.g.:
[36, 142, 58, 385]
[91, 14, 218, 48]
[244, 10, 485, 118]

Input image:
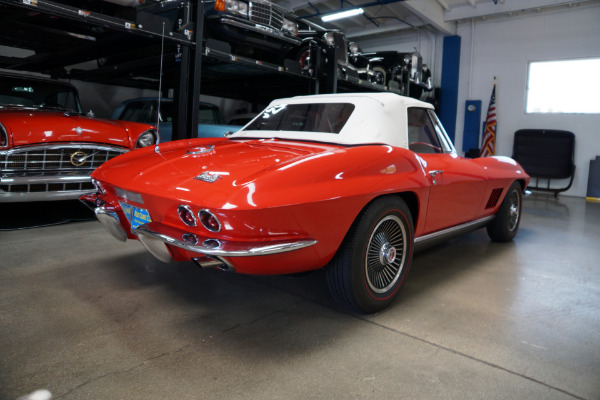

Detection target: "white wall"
[455, 3, 600, 197]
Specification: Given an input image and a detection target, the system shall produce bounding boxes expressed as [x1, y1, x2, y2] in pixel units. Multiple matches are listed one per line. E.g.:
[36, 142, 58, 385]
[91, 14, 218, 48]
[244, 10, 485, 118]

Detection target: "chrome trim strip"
[1, 175, 92, 185]
[134, 222, 317, 257]
[0, 189, 94, 202]
[414, 216, 495, 251]
[219, 18, 302, 46]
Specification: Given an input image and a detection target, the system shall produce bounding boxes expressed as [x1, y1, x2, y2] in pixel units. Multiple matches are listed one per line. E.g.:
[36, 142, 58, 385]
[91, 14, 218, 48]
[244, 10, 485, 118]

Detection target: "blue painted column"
[439, 35, 461, 144]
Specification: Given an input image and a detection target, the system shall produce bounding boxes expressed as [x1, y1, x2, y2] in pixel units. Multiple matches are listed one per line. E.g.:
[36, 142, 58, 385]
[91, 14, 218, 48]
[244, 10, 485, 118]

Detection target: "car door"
[407, 107, 488, 234]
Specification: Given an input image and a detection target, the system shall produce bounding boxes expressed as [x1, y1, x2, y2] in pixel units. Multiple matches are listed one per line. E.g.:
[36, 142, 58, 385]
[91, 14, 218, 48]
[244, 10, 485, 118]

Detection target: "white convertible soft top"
[230, 92, 435, 149]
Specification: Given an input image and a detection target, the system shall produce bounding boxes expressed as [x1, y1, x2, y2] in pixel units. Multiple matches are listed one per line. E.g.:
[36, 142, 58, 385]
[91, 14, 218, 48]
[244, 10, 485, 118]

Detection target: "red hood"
[0, 108, 138, 148]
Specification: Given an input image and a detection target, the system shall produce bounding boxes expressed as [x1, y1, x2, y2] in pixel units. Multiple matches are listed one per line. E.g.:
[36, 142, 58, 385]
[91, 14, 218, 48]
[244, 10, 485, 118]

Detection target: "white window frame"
[526, 57, 600, 114]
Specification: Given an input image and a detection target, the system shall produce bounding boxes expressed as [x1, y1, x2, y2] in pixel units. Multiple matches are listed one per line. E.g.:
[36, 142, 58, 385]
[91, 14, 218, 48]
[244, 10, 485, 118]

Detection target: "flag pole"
[480, 78, 497, 157]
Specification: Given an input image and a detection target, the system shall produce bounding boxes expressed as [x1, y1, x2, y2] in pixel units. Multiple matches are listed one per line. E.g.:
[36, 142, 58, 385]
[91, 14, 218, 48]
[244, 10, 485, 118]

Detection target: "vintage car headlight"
[323, 32, 335, 47]
[215, 0, 248, 17]
[282, 18, 298, 35]
[0, 122, 8, 148]
[135, 129, 158, 149]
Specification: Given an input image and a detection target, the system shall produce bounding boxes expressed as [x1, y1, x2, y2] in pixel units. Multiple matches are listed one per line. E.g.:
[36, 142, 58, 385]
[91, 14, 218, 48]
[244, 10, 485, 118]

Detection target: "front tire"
[487, 181, 523, 242]
[370, 66, 387, 86]
[326, 197, 414, 313]
[297, 45, 312, 72]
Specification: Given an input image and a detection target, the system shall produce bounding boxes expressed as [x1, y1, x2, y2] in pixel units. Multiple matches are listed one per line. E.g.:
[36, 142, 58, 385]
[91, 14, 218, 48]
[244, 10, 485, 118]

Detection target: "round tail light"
[178, 205, 197, 227]
[199, 210, 221, 232]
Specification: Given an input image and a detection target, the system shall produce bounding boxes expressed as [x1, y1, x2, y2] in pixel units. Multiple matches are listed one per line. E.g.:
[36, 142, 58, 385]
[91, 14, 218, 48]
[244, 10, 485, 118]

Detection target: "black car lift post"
[172, 0, 204, 141]
[312, 43, 339, 95]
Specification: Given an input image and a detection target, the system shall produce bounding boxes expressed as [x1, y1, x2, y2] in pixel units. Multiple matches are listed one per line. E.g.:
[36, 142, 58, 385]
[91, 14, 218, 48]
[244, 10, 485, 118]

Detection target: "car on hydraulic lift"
[83, 92, 529, 313]
[349, 50, 434, 98]
[0, 72, 158, 202]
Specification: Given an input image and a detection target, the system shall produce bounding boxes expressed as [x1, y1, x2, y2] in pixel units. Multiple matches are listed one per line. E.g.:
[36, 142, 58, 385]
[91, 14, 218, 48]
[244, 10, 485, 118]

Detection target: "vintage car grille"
[0, 144, 126, 194]
[1, 146, 125, 172]
[249, 2, 284, 31]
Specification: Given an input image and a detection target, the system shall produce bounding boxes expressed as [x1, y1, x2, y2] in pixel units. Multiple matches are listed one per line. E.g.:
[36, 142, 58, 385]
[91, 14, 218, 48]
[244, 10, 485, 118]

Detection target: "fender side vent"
[485, 188, 503, 209]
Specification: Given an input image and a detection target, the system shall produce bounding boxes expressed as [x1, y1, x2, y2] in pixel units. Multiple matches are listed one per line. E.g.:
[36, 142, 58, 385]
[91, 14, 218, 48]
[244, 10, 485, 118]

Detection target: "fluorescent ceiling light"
[321, 8, 364, 22]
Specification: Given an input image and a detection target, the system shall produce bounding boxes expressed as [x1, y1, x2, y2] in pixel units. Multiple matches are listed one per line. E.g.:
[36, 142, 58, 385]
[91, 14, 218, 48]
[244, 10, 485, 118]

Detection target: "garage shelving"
[0, 0, 397, 140]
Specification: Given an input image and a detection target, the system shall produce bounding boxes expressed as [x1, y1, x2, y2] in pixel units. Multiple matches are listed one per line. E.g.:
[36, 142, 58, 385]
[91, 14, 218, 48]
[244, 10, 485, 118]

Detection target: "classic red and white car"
[83, 92, 529, 313]
[0, 72, 158, 202]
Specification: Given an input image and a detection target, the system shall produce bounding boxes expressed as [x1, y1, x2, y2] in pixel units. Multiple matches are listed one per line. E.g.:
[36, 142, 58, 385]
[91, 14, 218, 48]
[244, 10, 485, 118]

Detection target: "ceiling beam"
[445, 0, 591, 21]
[436, 0, 450, 11]
[344, 16, 425, 38]
[287, 0, 328, 12]
[401, 0, 456, 35]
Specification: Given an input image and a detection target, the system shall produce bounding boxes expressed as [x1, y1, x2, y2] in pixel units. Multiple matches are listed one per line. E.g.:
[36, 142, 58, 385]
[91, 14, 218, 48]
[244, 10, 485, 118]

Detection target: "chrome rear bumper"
[134, 222, 317, 261]
[91, 206, 318, 265]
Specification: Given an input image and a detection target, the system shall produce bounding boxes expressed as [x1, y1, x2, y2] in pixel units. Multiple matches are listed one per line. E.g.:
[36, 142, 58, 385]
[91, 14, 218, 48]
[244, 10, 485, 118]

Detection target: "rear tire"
[487, 181, 523, 242]
[326, 197, 414, 313]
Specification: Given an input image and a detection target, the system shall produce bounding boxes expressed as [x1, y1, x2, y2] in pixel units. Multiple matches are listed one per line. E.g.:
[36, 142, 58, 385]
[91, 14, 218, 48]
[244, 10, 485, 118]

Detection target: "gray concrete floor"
[1, 194, 599, 400]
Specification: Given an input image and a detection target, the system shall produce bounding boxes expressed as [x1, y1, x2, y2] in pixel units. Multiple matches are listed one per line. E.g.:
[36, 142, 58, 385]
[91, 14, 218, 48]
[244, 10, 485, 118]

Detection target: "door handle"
[429, 170, 444, 186]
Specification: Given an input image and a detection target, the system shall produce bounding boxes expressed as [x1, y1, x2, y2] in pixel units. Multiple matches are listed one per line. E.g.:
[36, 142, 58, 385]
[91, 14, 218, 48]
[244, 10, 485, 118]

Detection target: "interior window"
[407, 107, 443, 154]
[526, 57, 600, 114]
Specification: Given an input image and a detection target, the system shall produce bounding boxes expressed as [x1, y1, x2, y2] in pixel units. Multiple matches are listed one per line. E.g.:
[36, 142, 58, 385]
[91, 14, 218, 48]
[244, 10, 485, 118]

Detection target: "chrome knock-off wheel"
[366, 215, 407, 294]
[507, 190, 521, 232]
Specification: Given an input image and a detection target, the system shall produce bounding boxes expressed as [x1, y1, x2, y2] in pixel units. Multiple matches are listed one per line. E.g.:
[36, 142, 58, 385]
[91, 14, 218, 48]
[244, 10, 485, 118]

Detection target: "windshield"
[0, 77, 82, 113]
[245, 103, 355, 134]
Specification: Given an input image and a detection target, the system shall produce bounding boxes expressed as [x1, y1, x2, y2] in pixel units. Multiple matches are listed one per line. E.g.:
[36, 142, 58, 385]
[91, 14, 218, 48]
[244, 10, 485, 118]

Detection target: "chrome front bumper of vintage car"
[0, 144, 127, 202]
[218, 17, 302, 46]
[93, 206, 317, 271]
[0, 174, 98, 202]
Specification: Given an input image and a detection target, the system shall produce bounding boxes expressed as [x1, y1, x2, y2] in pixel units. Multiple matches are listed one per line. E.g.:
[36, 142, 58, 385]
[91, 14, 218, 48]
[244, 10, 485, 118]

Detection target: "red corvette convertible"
[0, 72, 158, 202]
[83, 93, 529, 313]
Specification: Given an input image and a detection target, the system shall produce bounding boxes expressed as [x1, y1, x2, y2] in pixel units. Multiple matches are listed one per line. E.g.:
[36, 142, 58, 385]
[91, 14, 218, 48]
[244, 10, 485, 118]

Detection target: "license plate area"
[120, 201, 152, 230]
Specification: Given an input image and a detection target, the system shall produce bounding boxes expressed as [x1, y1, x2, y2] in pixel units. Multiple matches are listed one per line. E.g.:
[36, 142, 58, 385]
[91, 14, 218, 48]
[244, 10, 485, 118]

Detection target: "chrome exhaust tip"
[192, 256, 235, 272]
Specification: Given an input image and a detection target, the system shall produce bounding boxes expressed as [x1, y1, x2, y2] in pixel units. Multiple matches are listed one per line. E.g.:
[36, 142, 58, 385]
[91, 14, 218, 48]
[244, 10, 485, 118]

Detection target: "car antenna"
[155, 22, 166, 154]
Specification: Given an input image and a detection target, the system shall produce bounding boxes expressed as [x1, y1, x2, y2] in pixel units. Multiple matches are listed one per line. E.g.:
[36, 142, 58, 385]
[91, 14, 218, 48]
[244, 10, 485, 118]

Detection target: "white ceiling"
[279, 0, 595, 40]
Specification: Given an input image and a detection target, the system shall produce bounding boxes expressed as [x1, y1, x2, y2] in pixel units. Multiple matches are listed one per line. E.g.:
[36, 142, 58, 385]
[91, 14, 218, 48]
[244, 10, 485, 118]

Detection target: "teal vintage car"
[111, 98, 242, 142]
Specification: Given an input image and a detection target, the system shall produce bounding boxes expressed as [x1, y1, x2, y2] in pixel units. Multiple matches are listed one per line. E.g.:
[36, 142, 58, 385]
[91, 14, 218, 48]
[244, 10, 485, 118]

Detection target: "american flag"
[480, 82, 497, 157]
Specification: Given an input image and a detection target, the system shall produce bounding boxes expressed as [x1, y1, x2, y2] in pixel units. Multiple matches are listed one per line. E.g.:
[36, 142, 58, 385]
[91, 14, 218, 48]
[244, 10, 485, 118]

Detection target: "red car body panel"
[89, 137, 527, 275]
[1, 108, 135, 148]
